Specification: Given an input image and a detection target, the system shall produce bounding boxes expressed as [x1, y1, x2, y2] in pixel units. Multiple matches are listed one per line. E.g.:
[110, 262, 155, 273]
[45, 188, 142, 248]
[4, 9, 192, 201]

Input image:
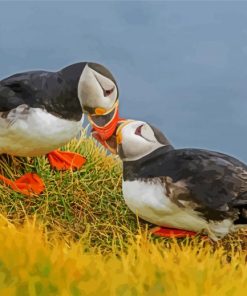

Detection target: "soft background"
[1, 1, 247, 161]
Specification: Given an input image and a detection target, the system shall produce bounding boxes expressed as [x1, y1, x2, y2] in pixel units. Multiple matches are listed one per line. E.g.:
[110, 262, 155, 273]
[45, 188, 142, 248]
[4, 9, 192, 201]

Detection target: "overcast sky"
[1, 1, 247, 161]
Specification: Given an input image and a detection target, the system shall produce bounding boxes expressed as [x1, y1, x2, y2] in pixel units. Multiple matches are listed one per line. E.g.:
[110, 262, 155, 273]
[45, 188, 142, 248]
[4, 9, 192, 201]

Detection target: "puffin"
[115, 120, 247, 241]
[0, 62, 119, 195]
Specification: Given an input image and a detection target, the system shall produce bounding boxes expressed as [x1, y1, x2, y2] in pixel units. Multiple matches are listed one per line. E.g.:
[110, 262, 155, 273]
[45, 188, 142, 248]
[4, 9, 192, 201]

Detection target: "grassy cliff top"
[0, 131, 246, 295]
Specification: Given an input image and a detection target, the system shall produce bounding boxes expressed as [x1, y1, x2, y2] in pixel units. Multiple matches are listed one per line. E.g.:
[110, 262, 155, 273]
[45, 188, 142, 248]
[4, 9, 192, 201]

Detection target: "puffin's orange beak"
[88, 101, 119, 141]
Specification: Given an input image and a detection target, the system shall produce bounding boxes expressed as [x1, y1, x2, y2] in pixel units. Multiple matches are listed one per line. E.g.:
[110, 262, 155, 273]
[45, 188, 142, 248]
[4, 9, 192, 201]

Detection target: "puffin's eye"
[135, 125, 143, 136]
[104, 86, 115, 97]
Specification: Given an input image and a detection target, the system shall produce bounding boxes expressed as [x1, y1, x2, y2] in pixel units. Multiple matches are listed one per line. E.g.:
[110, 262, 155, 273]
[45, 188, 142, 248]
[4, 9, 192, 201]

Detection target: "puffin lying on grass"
[114, 120, 247, 241]
[0, 62, 119, 195]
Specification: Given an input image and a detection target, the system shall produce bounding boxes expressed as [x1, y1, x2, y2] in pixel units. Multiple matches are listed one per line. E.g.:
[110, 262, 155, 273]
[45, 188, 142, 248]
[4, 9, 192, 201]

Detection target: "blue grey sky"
[1, 1, 247, 161]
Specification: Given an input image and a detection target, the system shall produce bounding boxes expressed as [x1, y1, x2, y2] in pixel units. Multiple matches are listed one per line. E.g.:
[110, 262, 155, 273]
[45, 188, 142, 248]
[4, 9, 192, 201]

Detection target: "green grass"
[0, 129, 140, 250]
[0, 129, 246, 295]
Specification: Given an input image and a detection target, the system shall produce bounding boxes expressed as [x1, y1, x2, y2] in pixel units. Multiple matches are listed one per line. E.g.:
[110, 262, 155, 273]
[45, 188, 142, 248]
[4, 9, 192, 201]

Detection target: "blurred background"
[1, 1, 247, 161]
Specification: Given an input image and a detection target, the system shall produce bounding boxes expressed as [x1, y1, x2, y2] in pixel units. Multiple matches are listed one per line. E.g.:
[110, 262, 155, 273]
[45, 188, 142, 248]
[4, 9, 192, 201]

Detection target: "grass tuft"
[0, 130, 139, 249]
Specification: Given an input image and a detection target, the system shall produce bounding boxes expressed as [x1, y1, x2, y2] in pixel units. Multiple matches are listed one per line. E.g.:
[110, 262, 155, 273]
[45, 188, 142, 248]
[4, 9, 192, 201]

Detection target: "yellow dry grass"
[0, 216, 246, 295]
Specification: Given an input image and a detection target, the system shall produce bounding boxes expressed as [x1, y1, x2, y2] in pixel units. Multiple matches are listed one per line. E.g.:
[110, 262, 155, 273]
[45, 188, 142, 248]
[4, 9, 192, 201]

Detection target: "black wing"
[0, 71, 52, 112]
[131, 148, 247, 220]
[0, 71, 82, 121]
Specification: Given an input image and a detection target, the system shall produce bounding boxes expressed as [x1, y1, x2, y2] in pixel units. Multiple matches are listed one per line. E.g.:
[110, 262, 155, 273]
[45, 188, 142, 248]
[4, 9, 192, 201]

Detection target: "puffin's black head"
[77, 62, 119, 116]
[116, 120, 173, 161]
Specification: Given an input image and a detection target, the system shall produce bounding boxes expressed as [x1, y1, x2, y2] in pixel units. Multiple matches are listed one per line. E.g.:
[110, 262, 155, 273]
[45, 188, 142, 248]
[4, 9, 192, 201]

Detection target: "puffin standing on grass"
[115, 120, 247, 241]
[0, 62, 119, 195]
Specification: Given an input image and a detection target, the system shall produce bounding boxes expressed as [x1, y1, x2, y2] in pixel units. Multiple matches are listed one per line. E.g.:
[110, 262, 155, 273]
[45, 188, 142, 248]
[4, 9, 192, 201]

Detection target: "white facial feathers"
[78, 64, 117, 111]
[118, 121, 167, 161]
[138, 123, 159, 143]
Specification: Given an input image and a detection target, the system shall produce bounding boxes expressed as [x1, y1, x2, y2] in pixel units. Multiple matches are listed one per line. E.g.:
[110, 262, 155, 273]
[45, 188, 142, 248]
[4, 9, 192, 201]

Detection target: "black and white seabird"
[116, 120, 247, 240]
[0, 62, 119, 195]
